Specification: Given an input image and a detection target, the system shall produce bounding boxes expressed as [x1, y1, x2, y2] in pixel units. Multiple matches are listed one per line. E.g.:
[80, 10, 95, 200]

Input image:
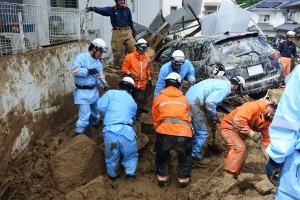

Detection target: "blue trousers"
[155, 133, 193, 178]
[191, 109, 209, 159]
[103, 130, 138, 178]
[76, 103, 99, 134]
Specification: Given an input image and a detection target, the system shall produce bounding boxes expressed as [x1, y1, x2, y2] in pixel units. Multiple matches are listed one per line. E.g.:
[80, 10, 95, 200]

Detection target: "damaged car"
[154, 32, 283, 99]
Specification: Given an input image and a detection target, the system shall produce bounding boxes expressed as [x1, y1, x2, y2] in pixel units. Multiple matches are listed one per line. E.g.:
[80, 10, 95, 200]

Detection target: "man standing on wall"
[86, 0, 136, 70]
[70, 38, 110, 136]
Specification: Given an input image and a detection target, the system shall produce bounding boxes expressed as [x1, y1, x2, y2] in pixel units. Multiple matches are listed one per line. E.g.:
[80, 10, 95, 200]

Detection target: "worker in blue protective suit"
[185, 77, 245, 165]
[154, 50, 195, 97]
[265, 64, 300, 199]
[86, 0, 136, 70]
[70, 38, 110, 136]
[97, 77, 138, 181]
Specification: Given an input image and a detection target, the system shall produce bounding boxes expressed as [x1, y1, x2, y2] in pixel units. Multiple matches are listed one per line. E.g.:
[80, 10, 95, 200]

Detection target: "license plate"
[247, 64, 263, 76]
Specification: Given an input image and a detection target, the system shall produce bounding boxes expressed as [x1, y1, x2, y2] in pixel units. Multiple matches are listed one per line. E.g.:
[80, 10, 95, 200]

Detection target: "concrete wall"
[0, 41, 89, 175]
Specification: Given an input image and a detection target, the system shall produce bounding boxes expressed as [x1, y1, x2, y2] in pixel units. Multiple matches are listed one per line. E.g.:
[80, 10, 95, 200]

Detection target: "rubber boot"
[157, 175, 169, 187]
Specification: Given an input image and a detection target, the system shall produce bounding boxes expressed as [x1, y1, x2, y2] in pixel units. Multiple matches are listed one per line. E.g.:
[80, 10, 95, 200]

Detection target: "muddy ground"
[0, 60, 284, 199]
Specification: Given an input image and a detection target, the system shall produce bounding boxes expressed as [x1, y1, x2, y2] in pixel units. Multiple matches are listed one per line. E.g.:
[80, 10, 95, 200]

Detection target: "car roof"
[163, 32, 260, 48]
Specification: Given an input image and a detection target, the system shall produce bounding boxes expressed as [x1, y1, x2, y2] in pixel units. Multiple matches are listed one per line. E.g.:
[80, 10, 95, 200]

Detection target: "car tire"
[248, 90, 268, 100]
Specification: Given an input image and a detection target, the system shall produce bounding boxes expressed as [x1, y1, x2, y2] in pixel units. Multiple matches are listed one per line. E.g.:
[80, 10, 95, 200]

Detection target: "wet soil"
[0, 53, 283, 199]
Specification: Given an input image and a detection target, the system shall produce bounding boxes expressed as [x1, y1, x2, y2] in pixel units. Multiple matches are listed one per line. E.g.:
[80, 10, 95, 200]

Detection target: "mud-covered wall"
[0, 41, 89, 175]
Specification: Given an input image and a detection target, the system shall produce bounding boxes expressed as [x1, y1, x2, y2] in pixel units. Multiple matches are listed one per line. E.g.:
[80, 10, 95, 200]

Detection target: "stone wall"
[0, 41, 89, 175]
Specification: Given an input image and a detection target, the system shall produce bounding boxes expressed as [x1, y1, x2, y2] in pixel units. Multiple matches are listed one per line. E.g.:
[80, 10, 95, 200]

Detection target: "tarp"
[149, 0, 202, 33]
[201, 1, 252, 35]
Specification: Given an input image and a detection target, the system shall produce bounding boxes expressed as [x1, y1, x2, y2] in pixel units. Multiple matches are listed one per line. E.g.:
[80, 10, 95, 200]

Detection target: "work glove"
[248, 130, 262, 143]
[85, 7, 93, 12]
[210, 114, 220, 123]
[147, 80, 152, 87]
[128, 73, 135, 80]
[88, 68, 99, 76]
[103, 84, 110, 91]
[265, 157, 281, 186]
[132, 31, 136, 38]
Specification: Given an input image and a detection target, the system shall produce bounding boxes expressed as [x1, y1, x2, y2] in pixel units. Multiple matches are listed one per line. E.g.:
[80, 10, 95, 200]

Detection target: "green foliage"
[236, 0, 262, 8]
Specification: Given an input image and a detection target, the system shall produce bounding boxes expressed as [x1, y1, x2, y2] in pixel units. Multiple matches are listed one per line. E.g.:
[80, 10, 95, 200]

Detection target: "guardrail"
[0, 2, 81, 56]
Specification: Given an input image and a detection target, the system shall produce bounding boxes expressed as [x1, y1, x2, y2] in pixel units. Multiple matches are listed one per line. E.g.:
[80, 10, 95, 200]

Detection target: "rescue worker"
[70, 38, 110, 135]
[185, 77, 245, 165]
[220, 99, 277, 179]
[122, 38, 152, 117]
[154, 50, 195, 97]
[86, 0, 136, 69]
[152, 72, 193, 188]
[277, 30, 300, 85]
[96, 77, 138, 181]
[265, 64, 300, 199]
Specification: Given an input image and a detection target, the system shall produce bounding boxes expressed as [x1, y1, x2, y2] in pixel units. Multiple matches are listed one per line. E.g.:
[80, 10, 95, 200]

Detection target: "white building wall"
[249, 10, 285, 27]
[131, 0, 161, 26]
[162, 0, 182, 16]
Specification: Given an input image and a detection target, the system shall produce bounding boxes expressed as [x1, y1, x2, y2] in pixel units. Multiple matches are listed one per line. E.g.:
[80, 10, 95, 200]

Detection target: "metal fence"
[0, 2, 81, 56]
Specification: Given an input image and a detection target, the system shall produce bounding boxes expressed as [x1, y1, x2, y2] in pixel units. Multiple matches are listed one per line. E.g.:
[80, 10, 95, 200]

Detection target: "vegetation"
[236, 0, 262, 8]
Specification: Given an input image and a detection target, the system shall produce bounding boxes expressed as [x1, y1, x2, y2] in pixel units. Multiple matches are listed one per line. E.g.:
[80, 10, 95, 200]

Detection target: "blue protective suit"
[70, 52, 107, 134]
[154, 60, 195, 97]
[97, 89, 138, 178]
[185, 79, 231, 159]
[266, 64, 300, 199]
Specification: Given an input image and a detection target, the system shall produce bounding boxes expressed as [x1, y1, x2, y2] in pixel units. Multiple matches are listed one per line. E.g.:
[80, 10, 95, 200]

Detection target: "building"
[247, 0, 300, 45]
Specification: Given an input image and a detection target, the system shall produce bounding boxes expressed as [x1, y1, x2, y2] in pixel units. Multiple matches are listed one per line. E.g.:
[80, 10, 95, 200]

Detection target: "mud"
[0, 54, 283, 199]
[0, 88, 283, 200]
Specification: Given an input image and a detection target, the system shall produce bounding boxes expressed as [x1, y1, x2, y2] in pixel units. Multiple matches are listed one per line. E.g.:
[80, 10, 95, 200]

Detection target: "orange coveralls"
[122, 49, 151, 90]
[219, 100, 271, 175]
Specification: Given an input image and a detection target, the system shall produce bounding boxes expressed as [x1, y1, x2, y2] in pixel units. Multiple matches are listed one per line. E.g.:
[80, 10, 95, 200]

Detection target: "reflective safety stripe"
[158, 101, 187, 108]
[272, 117, 300, 131]
[161, 117, 192, 128]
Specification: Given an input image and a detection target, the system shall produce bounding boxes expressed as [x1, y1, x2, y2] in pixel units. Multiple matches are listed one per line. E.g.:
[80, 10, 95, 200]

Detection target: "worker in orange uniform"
[219, 99, 277, 179]
[152, 72, 193, 188]
[122, 38, 152, 118]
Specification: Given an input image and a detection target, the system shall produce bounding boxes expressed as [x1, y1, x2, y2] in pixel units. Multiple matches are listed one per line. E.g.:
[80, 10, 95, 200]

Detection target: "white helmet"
[119, 77, 135, 91]
[171, 50, 185, 65]
[230, 76, 245, 92]
[165, 72, 182, 87]
[122, 77, 135, 87]
[135, 38, 148, 50]
[287, 31, 295, 37]
[91, 38, 108, 53]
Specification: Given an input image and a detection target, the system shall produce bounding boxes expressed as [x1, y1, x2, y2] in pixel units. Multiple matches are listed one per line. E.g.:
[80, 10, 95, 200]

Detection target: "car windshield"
[212, 36, 270, 63]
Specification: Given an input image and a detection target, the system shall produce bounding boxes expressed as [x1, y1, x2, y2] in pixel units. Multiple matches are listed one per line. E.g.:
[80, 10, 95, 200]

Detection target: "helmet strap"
[91, 49, 96, 59]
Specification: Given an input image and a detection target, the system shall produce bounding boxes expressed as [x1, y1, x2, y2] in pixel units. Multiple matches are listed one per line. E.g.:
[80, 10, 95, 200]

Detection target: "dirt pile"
[0, 65, 283, 199]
